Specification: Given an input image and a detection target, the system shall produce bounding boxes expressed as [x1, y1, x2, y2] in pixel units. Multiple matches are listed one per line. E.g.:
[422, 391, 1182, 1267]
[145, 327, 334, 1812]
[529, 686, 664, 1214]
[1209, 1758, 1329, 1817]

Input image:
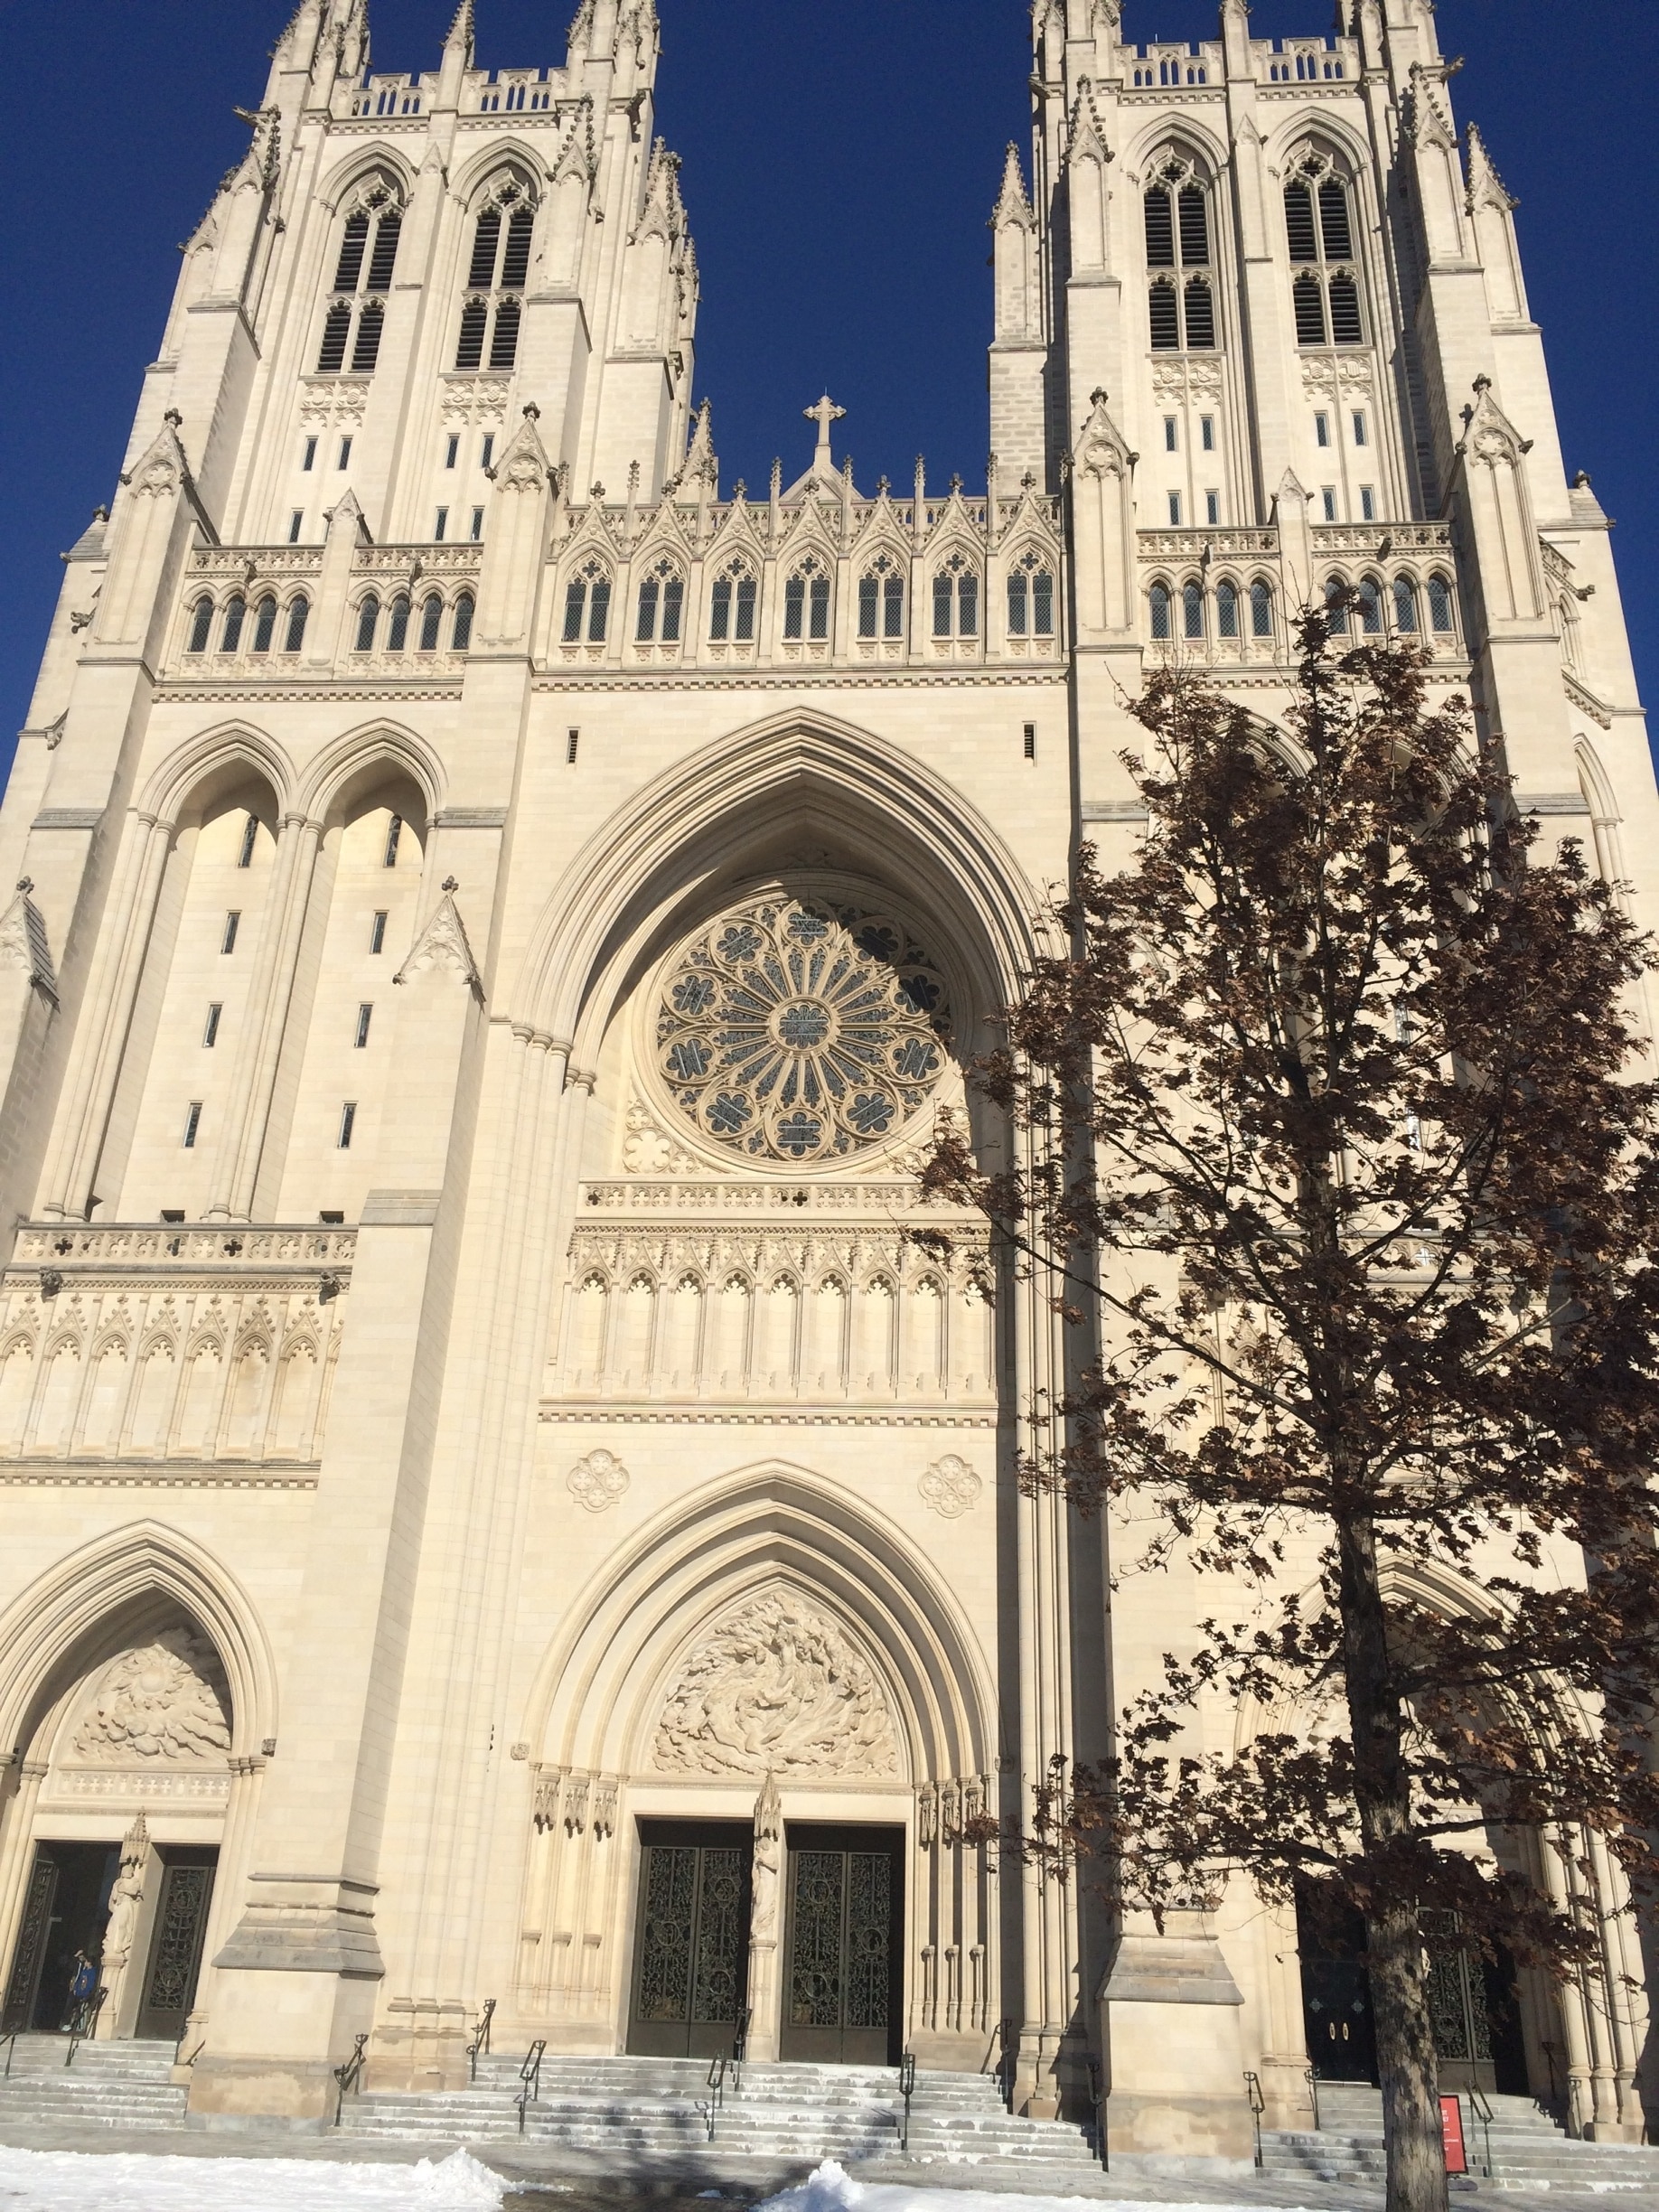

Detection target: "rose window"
[656, 895, 951, 1163]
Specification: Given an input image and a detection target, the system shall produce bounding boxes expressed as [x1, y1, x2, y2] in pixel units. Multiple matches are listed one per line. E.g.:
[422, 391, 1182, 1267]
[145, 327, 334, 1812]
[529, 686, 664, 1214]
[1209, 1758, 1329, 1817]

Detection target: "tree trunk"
[1337, 1513, 1448, 2212]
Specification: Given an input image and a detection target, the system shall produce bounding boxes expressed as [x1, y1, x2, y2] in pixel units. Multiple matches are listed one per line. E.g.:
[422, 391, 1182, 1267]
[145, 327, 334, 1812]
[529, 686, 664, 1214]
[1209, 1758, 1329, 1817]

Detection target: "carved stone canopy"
[70, 1626, 231, 1766]
[653, 1588, 898, 1779]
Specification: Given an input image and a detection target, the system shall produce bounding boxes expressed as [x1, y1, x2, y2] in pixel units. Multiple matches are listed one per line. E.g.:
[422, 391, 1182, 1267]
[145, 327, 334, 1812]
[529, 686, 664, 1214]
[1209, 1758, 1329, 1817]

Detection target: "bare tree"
[924, 614, 1659, 2212]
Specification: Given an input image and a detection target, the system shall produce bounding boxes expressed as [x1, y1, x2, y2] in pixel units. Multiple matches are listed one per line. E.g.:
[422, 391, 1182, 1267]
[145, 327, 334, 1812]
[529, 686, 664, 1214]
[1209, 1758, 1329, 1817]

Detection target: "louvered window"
[456, 185, 535, 372]
[1145, 164, 1218, 351]
[1286, 165, 1364, 348]
[317, 190, 402, 374]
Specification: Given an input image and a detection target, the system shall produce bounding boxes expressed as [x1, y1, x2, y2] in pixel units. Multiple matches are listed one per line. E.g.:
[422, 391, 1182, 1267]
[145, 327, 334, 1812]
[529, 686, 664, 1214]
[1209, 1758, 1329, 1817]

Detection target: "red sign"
[1441, 2095, 1467, 2174]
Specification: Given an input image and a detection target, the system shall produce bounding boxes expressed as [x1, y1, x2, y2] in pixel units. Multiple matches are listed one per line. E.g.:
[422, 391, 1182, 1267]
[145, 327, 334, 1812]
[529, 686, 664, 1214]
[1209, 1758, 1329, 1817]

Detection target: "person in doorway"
[64, 1950, 98, 2036]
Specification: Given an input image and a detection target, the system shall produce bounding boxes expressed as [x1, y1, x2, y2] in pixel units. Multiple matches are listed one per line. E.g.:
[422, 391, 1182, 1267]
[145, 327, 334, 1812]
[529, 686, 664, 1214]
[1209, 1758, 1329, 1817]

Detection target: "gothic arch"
[317, 147, 417, 214]
[449, 145, 546, 213]
[515, 710, 1054, 1058]
[0, 1521, 276, 1763]
[523, 1463, 995, 1788]
[138, 724, 295, 829]
[1122, 117, 1231, 189]
[1264, 112, 1373, 183]
[295, 719, 446, 826]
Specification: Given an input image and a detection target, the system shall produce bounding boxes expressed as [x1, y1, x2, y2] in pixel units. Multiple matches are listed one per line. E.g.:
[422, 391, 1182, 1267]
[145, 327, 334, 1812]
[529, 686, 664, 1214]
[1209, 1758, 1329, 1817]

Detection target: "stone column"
[0, 1760, 48, 1997]
[745, 1774, 783, 2063]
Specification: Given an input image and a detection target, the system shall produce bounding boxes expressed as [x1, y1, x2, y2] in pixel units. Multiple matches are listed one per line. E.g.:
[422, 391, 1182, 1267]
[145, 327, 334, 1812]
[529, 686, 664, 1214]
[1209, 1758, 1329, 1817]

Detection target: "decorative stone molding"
[567, 1448, 629, 1512]
[919, 1453, 982, 1518]
[653, 1588, 897, 1778]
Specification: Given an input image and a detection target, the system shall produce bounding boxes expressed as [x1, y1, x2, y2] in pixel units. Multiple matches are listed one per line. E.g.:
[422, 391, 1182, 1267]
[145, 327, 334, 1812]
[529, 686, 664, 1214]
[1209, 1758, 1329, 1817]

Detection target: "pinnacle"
[445, 0, 474, 54]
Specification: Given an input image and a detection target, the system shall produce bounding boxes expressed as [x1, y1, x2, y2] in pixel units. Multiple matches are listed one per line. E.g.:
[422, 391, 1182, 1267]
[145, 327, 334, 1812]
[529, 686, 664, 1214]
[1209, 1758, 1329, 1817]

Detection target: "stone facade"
[0, 0, 1652, 2155]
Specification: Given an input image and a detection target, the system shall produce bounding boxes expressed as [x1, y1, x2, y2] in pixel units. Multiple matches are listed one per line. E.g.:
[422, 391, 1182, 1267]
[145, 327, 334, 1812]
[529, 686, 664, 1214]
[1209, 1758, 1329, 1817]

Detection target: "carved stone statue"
[101, 1811, 149, 1972]
[652, 1589, 897, 1777]
[72, 1626, 231, 1766]
[750, 1772, 783, 1940]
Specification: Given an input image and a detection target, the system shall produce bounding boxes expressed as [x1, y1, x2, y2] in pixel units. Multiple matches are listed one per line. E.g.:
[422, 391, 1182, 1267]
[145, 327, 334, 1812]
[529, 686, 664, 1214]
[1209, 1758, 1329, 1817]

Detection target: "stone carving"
[654, 1589, 897, 1777]
[395, 884, 483, 992]
[533, 1768, 562, 1832]
[72, 1628, 231, 1766]
[622, 1096, 703, 1178]
[1076, 389, 1136, 481]
[751, 1771, 783, 1938]
[567, 1448, 630, 1513]
[101, 1811, 150, 1970]
[920, 1453, 982, 1518]
[590, 1776, 618, 1838]
[563, 1772, 590, 1834]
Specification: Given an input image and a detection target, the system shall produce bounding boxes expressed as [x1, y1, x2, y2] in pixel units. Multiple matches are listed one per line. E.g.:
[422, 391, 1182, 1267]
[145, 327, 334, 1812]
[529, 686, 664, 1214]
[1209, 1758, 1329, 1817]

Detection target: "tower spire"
[445, 0, 474, 66]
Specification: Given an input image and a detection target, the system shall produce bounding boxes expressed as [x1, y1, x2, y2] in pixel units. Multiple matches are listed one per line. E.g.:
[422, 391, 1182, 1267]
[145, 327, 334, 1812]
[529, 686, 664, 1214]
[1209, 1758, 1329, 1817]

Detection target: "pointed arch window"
[1146, 159, 1217, 351]
[858, 553, 905, 641]
[708, 561, 757, 642]
[1324, 577, 1351, 636]
[317, 186, 402, 374]
[1250, 579, 1274, 640]
[353, 594, 380, 652]
[1182, 579, 1204, 640]
[1357, 576, 1384, 635]
[931, 551, 979, 641]
[187, 596, 213, 654]
[251, 595, 277, 654]
[1148, 581, 1173, 640]
[1217, 579, 1240, 640]
[1428, 574, 1457, 636]
[562, 558, 611, 644]
[220, 595, 246, 653]
[635, 558, 685, 644]
[283, 595, 309, 653]
[418, 592, 445, 651]
[1007, 548, 1055, 640]
[386, 594, 411, 651]
[455, 182, 536, 371]
[1286, 159, 1364, 349]
[784, 555, 830, 642]
[451, 592, 474, 651]
[1392, 576, 1419, 633]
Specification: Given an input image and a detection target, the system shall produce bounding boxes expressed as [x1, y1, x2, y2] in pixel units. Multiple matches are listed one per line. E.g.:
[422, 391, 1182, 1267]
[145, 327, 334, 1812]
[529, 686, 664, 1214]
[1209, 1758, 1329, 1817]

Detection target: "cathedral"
[0, 0, 1653, 2158]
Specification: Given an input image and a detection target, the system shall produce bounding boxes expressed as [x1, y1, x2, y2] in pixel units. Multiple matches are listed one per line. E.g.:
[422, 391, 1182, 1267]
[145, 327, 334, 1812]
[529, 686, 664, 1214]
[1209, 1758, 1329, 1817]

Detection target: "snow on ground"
[755, 2164, 1253, 2212]
[0, 2145, 507, 2212]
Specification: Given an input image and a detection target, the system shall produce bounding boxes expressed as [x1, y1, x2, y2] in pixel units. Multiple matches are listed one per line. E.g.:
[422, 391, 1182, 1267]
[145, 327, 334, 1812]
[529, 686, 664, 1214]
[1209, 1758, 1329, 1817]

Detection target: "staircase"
[0, 2037, 186, 2131]
[1262, 2082, 1659, 2192]
[340, 2052, 1105, 2172]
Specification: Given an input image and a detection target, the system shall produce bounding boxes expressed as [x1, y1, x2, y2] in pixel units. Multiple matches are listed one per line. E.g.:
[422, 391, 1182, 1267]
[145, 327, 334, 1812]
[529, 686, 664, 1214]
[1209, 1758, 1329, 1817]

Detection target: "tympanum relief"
[653, 1590, 898, 1777]
[71, 1626, 231, 1765]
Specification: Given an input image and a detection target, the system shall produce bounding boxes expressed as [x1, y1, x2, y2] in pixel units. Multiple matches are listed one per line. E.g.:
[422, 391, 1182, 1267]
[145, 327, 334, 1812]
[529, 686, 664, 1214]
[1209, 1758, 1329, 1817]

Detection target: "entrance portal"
[2, 1842, 120, 2033]
[627, 1821, 752, 2058]
[135, 1849, 217, 2043]
[781, 1824, 904, 2066]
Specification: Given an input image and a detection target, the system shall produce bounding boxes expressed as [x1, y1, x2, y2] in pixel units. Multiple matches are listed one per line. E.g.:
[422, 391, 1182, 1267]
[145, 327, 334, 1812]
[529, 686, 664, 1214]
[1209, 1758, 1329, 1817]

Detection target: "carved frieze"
[653, 1589, 897, 1778]
[919, 1453, 983, 1517]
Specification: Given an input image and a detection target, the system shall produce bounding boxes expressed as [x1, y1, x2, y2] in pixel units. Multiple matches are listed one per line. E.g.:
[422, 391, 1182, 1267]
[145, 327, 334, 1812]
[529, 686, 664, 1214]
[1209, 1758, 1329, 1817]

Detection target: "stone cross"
[803, 393, 846, 471]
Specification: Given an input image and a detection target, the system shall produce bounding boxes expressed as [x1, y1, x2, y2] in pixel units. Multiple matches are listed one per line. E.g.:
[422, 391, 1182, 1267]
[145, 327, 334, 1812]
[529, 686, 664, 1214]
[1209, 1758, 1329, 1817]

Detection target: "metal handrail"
[1, 2032, 16, 2079]
[699, 2053, 726, 2144]
[1244, 2070, 1266, 2170]
[1087, 2057, 1109, 2170]
[332, 2033, 369, 2127]
[897, 2053, 916, 2154]
[515, 2039, 545, 2134]
[731, 2004, 751, 2094]
[466, 1999, 496, 2083]
[65, 1988, 108, 2067]
[1467, 2085, 1495, 2178]
[1306, 2064, 1321, 2132]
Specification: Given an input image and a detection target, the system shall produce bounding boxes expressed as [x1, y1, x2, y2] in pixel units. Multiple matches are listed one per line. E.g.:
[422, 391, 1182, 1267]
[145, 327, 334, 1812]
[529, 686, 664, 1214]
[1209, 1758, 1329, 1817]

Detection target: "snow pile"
[753, 2166, 1246, 2212]
[0, 2144, 507, 2211]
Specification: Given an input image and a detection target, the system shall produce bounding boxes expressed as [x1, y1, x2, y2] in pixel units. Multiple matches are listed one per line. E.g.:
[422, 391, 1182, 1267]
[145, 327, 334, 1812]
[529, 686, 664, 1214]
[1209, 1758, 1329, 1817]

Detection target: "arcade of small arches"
[1147, 567, 1459, 649]
[183, 585, 477, 666]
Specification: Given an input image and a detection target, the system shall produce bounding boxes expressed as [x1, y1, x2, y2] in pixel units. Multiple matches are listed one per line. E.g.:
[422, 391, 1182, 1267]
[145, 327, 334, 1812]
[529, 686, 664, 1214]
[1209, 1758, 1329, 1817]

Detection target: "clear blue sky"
[0, 0, 1651, 768]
